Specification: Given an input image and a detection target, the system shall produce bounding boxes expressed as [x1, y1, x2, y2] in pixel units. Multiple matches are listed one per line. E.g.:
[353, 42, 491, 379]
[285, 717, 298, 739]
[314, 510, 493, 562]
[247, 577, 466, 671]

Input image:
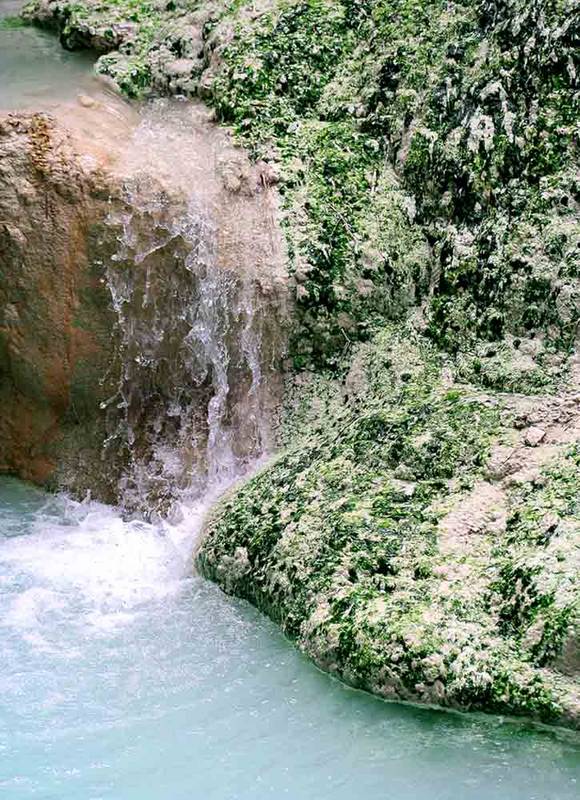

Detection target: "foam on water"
[1, 476, 579, 800]
[0, 478, 226, 637]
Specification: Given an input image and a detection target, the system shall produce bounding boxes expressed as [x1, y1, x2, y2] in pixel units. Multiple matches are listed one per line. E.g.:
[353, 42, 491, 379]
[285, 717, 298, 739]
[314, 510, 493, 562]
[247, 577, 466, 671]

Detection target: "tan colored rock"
[439, 481, 507, 547]
[524, 426, 546, 446]
[0, 112, 123, 499]
[78, 94, 97, 108]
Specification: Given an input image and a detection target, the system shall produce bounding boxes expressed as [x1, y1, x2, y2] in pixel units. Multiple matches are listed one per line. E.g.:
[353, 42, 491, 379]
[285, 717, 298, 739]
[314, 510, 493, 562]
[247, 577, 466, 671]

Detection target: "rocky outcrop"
[198, 328, 580, 729]
[23, 0, 139, 53]
[0, 112, 122, 499]
[22, 0, 223, 96]
[0, 102, 288, 508]
[22, 0, 580, 369]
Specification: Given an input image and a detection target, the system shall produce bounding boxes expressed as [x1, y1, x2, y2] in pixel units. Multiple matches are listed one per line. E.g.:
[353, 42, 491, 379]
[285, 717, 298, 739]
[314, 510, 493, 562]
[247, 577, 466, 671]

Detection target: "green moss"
[0, 15, 29, 29]
[491, 446, 580, 668]
[198, 324, 579, 724]
[209, 0, 579, 366]
[210, 0, 354, 135]
[197, 329, 571, 721]
[453, 337, 570, 394]
[96, 52, 152, 96]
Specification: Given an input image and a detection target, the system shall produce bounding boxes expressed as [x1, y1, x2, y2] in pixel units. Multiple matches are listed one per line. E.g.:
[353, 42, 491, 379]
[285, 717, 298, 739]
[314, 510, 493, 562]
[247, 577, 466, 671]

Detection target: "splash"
[102, 100, 286, 515]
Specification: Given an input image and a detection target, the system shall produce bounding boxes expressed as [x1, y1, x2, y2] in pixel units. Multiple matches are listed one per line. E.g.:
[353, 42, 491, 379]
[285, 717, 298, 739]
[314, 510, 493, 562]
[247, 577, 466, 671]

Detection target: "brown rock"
[524, 426, 547, 447]
[0, 113, 122, 500]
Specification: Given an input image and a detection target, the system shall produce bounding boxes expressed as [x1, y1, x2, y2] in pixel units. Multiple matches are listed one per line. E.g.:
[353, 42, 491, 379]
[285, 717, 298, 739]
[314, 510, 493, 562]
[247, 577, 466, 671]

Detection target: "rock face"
[22, 0, 580, 370]
[0, 103, 289, 508]
[0, 112, 122, 499]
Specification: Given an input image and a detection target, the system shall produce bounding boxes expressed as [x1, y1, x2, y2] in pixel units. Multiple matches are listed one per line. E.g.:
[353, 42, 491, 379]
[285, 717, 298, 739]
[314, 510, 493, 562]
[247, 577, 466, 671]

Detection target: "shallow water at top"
[0, 0, 102, 110]
[0, 477, 579, 800]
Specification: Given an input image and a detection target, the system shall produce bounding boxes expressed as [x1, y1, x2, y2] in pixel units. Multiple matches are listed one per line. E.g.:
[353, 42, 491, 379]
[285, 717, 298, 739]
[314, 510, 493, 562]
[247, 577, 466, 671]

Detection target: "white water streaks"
[102, 99, 287, 515]
[1, 491, 187, 639]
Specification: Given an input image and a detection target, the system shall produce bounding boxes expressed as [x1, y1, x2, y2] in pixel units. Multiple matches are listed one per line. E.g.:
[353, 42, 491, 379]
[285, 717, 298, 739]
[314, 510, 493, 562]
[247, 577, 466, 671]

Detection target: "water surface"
[0, 0, 99, 109]
[0, 477, 579, 800]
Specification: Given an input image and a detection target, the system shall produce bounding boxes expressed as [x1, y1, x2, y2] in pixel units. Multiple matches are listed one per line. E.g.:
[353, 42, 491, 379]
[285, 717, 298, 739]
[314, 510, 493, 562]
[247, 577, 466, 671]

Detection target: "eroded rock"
[0, 101, 289, 509]
[0, 112, 122, 499]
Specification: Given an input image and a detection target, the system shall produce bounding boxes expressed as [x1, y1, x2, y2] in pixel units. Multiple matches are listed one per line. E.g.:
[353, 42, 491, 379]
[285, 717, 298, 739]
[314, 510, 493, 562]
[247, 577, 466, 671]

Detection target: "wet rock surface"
[0, 102, 289, 509]
[0, 112, 122, 499]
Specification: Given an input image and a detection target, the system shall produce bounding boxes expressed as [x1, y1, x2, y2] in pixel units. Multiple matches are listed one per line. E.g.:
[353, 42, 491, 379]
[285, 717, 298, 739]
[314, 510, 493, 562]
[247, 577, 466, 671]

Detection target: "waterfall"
[98, 100, 286, 516]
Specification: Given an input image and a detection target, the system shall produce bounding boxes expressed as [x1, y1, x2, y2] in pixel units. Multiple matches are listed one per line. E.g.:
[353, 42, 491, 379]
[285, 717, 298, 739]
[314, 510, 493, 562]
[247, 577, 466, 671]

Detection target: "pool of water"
[0, 0, 100, 109]
[0, 476, 579, 800]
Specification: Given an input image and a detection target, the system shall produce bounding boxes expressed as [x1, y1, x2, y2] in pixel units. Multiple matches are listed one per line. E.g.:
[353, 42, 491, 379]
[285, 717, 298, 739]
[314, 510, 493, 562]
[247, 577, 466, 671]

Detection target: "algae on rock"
[199, 327, 580, 728]
[24, 0, 579, 370]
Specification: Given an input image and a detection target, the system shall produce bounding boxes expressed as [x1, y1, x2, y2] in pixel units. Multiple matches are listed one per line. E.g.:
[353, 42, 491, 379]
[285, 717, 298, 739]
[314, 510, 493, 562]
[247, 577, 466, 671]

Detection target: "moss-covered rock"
[198, 327, 580, 728]
[25, 0, 578, 368]
[491, 446, 580, 673]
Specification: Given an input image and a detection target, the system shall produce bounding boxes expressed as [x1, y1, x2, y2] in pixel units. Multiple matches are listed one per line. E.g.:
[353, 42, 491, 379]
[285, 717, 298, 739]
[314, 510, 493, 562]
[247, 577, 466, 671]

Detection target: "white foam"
[0, 455, 260, 653]
[3, 587, 64, 629]
[0, 491, 209, 644]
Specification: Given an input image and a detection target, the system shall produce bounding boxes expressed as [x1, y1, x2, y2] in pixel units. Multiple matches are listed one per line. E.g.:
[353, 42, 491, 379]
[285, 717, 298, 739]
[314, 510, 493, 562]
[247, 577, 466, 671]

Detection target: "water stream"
[101, 98, 285, 515]
[0, 7, 579, 799]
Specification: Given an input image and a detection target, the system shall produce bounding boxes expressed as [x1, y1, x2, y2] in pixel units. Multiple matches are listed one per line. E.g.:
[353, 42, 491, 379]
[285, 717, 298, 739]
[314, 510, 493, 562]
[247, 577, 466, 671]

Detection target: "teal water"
[0, 476, 579, 799]
[0, 1, 98, 109]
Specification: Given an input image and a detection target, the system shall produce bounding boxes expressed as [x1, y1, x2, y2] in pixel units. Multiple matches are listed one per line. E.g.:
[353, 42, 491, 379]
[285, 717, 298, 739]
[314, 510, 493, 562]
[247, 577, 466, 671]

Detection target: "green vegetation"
[200, 328, 576, 725]
[492, 446, 579, 670]
[207, 0, 580, 366]
[0, 15, 28, 29]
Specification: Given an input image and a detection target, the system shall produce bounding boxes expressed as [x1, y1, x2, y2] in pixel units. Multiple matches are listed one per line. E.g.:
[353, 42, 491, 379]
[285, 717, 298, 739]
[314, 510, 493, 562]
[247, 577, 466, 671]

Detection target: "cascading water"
[0, 63, 579, 798]
[99, 100, 286, 515]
